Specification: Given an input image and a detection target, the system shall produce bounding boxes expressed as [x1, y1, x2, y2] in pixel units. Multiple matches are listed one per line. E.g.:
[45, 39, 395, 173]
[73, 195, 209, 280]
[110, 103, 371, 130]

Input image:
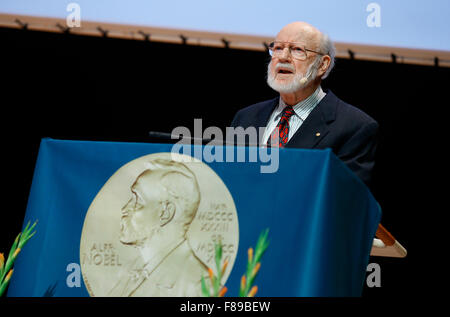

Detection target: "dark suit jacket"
[230, 90, 379, 186]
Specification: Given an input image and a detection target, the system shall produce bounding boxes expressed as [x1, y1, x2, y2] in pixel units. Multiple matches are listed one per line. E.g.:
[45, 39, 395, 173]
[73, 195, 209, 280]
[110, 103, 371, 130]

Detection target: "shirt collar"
[275, 86, 326, 121]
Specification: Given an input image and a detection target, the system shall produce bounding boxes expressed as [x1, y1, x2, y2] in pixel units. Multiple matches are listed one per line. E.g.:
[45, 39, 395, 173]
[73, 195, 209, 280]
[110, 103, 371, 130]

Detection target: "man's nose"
[279, 47, 292, 61]
[122, 198, 134, 213]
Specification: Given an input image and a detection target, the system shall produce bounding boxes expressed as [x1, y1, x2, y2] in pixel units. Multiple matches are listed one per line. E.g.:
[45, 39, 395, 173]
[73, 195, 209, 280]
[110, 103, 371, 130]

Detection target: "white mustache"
[274, 63, 295, 72]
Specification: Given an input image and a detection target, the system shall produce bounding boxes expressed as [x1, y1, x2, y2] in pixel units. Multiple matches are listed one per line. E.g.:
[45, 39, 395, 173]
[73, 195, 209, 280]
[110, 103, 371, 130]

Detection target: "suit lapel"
[254, 97, 279, 145]
[286, 90, 338, 149]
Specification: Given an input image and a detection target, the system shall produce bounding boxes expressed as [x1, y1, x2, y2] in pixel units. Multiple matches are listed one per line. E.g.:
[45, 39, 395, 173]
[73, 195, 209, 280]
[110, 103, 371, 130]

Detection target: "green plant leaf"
[1, 220, 38, 297]
[201, 276, 210, 297]
[215, 242, 222, 274]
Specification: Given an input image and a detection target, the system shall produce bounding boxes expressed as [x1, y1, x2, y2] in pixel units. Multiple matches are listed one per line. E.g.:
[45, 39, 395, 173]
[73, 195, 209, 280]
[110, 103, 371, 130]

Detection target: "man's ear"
[160, 201, 175, 227]
[318, 55, 331, 77]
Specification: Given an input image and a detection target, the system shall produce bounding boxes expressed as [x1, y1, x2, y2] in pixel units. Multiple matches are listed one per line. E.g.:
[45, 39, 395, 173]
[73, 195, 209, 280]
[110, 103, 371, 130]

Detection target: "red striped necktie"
[268, 105, 295, 147]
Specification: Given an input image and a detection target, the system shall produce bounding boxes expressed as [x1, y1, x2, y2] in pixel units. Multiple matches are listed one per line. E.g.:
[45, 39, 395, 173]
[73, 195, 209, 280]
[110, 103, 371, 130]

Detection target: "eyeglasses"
[268, 41, 325, 60]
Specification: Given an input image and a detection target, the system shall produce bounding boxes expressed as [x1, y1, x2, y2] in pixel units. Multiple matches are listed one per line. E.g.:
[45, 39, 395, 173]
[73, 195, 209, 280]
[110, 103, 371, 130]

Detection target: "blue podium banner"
[8, 138, 380, 297]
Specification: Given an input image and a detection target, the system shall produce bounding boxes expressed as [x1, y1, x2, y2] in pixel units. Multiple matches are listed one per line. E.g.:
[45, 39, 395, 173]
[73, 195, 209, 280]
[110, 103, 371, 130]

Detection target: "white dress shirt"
[261, 86, 326, 145]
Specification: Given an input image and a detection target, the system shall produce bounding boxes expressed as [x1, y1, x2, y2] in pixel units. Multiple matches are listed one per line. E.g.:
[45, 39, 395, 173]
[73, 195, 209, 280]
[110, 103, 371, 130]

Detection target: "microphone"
[299, 68, 313, 85]
[148, 131, 213, 144]
[148, 131, 258, 147]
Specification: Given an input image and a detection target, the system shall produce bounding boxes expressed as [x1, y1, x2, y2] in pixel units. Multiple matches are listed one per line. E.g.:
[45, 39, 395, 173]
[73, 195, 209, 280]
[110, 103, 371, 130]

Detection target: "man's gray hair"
[318, 33, 336, 79]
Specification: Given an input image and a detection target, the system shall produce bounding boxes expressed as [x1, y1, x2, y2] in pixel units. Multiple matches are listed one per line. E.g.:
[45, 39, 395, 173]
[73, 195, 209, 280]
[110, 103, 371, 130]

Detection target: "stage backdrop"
[1, 0, 450, 66]
[8, 138, 380, 297]
[1, 0, 449, 51]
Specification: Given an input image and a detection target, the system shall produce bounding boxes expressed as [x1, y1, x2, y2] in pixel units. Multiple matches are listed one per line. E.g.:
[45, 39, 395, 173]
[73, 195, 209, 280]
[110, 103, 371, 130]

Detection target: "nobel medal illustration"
[80, 153, 239, 296]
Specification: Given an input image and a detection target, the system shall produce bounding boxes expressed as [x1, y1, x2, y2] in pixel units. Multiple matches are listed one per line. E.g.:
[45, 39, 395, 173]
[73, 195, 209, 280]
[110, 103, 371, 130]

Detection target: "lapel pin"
[316, 132, 321, 137]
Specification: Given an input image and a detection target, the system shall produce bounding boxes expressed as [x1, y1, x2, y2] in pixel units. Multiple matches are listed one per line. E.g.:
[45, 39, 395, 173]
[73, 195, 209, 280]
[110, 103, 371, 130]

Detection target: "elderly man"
[231, 22, 378, 186]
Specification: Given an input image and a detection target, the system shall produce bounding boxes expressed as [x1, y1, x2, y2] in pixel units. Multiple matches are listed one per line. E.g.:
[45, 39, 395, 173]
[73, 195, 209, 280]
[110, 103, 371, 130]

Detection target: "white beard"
[120, 216, 160, 247]
[267, 58, 319, 93]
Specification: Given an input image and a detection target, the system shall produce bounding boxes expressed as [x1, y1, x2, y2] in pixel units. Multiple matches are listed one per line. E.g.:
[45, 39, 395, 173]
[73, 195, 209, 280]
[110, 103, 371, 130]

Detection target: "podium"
[7, 138, 380, 297]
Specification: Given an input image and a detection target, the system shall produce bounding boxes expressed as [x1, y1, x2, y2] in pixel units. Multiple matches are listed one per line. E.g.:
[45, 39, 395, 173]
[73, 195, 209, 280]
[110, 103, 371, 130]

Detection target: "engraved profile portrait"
[109, 159, 207, 296]
[80, 153, 239, 297]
